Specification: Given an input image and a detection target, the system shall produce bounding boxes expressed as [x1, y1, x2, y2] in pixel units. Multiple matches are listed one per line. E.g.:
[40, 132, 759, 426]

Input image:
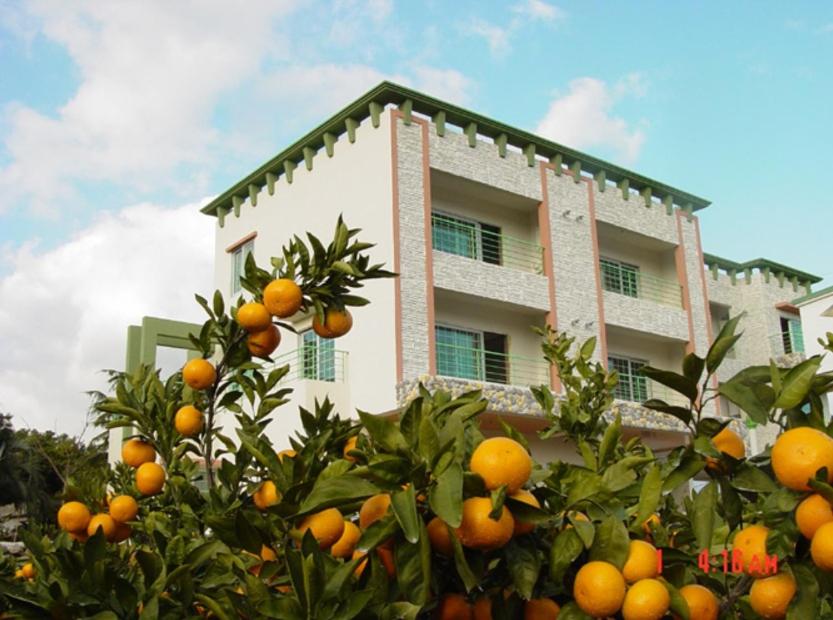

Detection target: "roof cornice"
[704, 252, 822, 290]
[202, 81, 711, 218]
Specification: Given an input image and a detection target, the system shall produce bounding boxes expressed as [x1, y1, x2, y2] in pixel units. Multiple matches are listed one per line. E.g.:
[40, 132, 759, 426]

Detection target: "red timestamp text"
[655, 549, 778, 575]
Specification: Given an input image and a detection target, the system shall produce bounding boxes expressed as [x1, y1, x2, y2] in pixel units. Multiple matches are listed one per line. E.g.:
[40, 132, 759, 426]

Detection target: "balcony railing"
[269, 348, 348, 383]
[613, 378, 690, 408]
[431, 212, 544, 274]
[600, 259, 683, 308]
[435, 342, 550, 387]
[769, 331, 805, 356]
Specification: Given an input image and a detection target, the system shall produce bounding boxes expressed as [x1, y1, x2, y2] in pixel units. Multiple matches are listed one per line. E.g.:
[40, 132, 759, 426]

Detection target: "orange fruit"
[263, 279, 303, 318]
[811, 521, 833, 570]
[112, 522, 132, 543]
[352, 549, 368, 578]
[622, 578, 670, 620]
[69, 530, 89, 543]
[677, 584, 718, 620]
[87, 514, 117, 541]
[253, 481, 281, 510]
[524, 598, 560, 619]
[573, 561, 626, 617]
[456, 497, 514, 551]
[749, 572, 796, 619]
[260, 545, 277, 562]
[57, 501, 91, 533]
[121, 439, 156, 468]
[377, 544, 396, 577]
[135, 462, 166, 496]
[108, 495, 138, 523]
[278, 449, 297, 462]
[706, 426, 746, 470]
[771, 427, 833, 491]
[796, 493, 833, 539]
[343, 436, 358, 462]
[427, 516, 455, 556]
[509, 489, 540, 536]
[733, 524, 770, 577]
[313, 308, 353, 338]
[622, 539, 659, 583]
[236, 302, 271, 332]
[359, 494, 391, 529]
[473, 596, 492, 620]
[174, 405, 204, 436]
[642, 514, 661, 537]
[20, 563, 35, 580]
[298, 508, 345, 550]
[182, 358, 216, 390]
[469, 437, 532, 494]
[437, 593, 472, 619]
[247, 324, 281, 358]
[331, 521, 361, 558]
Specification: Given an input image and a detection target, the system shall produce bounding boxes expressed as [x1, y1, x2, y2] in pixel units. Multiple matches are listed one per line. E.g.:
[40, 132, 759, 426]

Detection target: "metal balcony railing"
[600, 259, 683, 308]
[431, 212, 545, 275]
[269, 348, 348, 383]
[769, 331, 805, 356]
[435, 342, 550, 387]
[613, 378, 690, 408]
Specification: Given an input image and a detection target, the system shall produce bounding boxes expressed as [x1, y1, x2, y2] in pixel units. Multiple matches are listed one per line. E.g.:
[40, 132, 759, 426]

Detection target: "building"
[109, 82, 821, 463]
[795, 285, 833, 418]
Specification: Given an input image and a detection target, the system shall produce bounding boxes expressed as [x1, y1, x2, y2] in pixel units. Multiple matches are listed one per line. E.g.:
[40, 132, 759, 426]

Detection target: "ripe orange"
[359, 494, 391, 529]
[182, 358, 216, 390]
[253, 481, 281, 510]
[811, 521, 833, 570]
[706, 427, 746, 470]
[509, 489, 540, 536]
[472, 596, 492, 620]
[236, 302, 271, 332]
[622, 539, 659, 583]
[331, 521, 361, 558]
[573, 561, 626, 617]
[733, 524, 770, 577]
[427, 516, 455, 556]
[69, 530, 89, 543]
[260, 545, 277, 562]
[108, 495, 138, 523]
[57, 501, 91, 533]
[121, 439, 156, 468]
[298, 508, 345, 550]
[677, 584, 719, 620]
[175, 405, 204, 436]
[796, 493, 833, 539]
[136, 462, 166, 496]
[278, 449, 297, 462]
[87, 514, 117, 541]
[771, 427, 833, 491]
[263, 279, 303, 318]
[456, 497, 515, 551]
[343, 436, 358, 462]
[20, 563, 35, 580]
[469, 437, 532, 494]
[313, 308, 353, 339]
[352, 549, 368, 578]
[524, 598, 560, 619]
[247, 324, 281, 358]
[377, 544, 396, 577]
[749, 572, 796, 619]
[437, 593, 472, 620]
[622, 578, 670, 620]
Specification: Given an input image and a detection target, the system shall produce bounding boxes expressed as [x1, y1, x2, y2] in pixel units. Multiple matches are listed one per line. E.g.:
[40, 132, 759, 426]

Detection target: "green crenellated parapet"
[232, 196, 243, 217]
[618, 178, 630, 200]
[369, 101, 383, 128]
[595, 170, 606, 192]
[399, 99, 413, 125]
[495, 133, 508, 158]
[663, 195, 673, 216]
[641, 186, 652, 208]
[523, 144, 536, 167]
[303, 146, 316, 171]
[323, 133, 337, 157]
[266, 172, 278, 195]
[550, 154, 562, 175]
[345, 118, 359, 143]
[571, 160, 581, 183]
[283, 160, 297, 184]
[464, 122, 477, 147]
[248, 184, 259, 207]
[432, 110, 446, 136]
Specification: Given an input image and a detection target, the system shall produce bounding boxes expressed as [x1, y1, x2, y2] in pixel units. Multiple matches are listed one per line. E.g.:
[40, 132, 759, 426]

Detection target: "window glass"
[435, 326, 483, 380]
[787, 318, 805, 354]
[608, 355, 648, 402]
[600, 258, 640, 298]
[230, 239, 254, 295]
[432, 213, 478, 259]
[301, 330, 335, 381]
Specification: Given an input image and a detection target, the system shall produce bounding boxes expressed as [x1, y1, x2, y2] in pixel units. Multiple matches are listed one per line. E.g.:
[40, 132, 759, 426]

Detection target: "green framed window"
[608, 355, 649, 402]
[601, 258, 639, 298]
[780, 317, 805, 354]
[230, 238, 254, 295]
[436, 325, 483, 380]
[432, 212, 480, 260]
[301, 330, 335, 381]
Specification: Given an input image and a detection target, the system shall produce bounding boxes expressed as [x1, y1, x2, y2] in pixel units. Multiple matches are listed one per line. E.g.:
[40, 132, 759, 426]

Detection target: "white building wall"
[799, 291, 833, 416]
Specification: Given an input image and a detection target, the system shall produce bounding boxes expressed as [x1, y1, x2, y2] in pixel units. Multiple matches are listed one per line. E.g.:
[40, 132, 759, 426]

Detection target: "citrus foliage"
[3, 219, 833, 619]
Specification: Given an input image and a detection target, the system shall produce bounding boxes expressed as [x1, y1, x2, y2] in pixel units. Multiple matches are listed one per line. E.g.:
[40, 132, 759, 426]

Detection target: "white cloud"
[0, 201, 214, 437]
[463, 2, 565, 56]
[512, 0, 565, 22]
[0, 0, 296, 217]
[465, 19, 512, 57]
[535, 75, 647, 165]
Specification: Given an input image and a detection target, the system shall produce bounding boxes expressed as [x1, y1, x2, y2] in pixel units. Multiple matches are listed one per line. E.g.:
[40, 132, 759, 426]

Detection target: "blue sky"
[0, 0, 832, 434]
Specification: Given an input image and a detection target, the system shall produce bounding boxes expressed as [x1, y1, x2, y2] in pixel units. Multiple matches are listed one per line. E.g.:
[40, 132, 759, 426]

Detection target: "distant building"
[109, 83, 821, 463]
[796, 286, 833, 418]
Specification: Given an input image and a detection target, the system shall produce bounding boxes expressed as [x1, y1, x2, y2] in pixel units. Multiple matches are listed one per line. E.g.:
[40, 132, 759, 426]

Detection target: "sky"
[1, 0, 832, 436]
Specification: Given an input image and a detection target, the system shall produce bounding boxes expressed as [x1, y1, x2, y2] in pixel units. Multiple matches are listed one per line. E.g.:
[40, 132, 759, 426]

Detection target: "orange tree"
[2, 217, 833, 619]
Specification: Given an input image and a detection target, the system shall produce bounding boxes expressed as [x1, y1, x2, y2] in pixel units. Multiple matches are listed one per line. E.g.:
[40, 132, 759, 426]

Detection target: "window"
[780, 317, 805, 354]
[608, 355, 649, 402]
[601, 258, 639, 298]
[230, 238, 254, 295]
[435, 325, 508, 384]
[301, 330, 335, 381]
[431, 212, 503, 266]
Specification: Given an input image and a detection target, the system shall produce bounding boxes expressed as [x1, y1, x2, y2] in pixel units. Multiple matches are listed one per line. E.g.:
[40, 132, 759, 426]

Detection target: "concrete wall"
[799, 292, 833, 416]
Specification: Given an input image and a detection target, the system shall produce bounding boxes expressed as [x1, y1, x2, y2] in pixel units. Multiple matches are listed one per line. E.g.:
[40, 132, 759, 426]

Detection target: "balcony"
[600, 259, 682, 308]
[435, 341, 550, 387]
[769, 330, 806, 367]
[271, 347, 348, 383]
[431, 212, 544, 275]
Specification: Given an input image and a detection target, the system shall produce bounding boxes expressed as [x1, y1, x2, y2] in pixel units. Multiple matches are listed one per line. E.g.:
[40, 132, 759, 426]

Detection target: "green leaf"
[235, 510, 262, 554]
[357, 410, 409, 453]
[549, 527, 584, 582]
[706, 314, 743, 373]
[787, 564, 820, 619]
[429, 462, 464, 528]
[556, 602, 592, 620]
[642, 400, 692, 426]
[664, 579, 690, 620]
[691, 481, 717, 550]
[775, 357, 823, 410]
[733, 465, 779, 493]
[578, 439, 597, 471]
[719, 380, 771, 424]
[589, 515, 630, 570]
[391, 486, 420, 544]
[808, 479, 833, 504]
[212, 289, 225, 317]
[449, 521, 478, 592]
[635, 465, 662, 529]
[297, 475, 380, 515]
[718, 477, 743, 530]
[394, 521, 431, 606]
[506, 538, 541, 601]
[640, 366, 698, 402]
[682, 352, 705, 383]
[598, 413, 622, 467]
